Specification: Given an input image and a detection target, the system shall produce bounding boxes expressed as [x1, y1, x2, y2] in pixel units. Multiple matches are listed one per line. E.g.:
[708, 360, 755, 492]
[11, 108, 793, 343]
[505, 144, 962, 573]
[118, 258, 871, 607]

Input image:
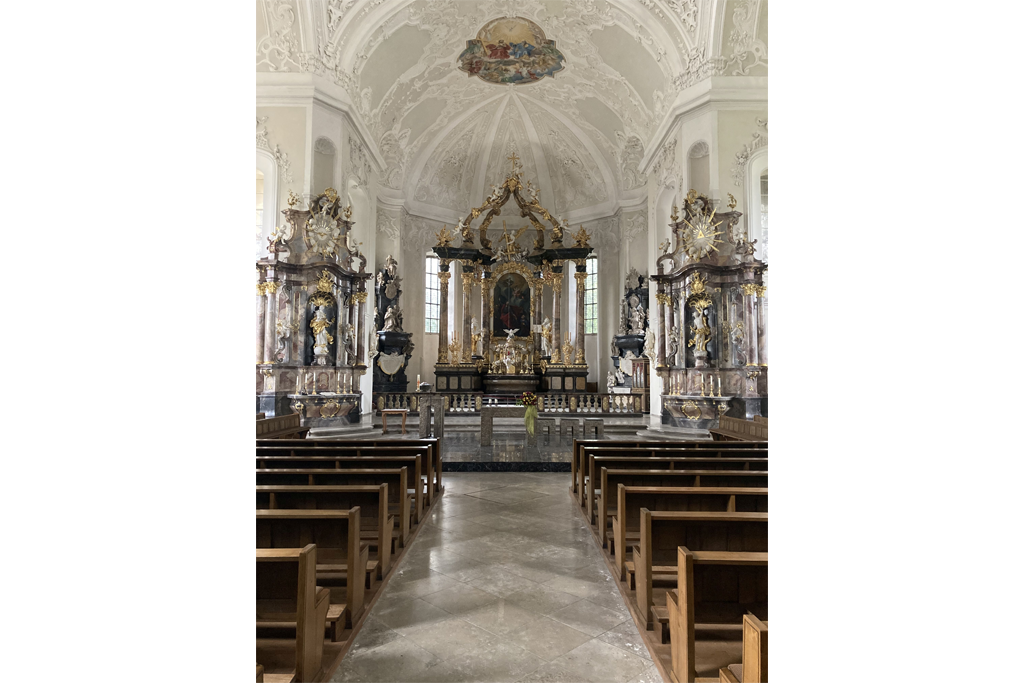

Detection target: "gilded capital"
[755, 284, 768, 297]
[351, 291, 368, 303]
[741, 283, 759, 296]
[257, 282, 267, 296]
[462, 272, 475, 287]
[438, 271, 451, 284]
[264, 281, 280, 295]
[574, 271, 588, 285]
[655, 292, 672, 305]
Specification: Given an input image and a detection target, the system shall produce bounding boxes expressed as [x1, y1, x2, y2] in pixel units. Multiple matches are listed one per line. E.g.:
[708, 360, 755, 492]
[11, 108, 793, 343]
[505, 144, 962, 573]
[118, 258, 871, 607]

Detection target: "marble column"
[280, 286, 292, 363]
[551, 269, 564, 364]
[336, 292, 348, 366]
[755, 284, 767, 366]
[741, 283, 759, 367]
[263, 281, 279, 364]
[656, 291, 668, 368]
[666, 287, 676, 362]
[480, 272, 491, 363]
[294, 286, 308, 366]
[354, 290, 367, 366]
[437, 263, 451, 363]
[530, 277, 540, 364]
[461, 267, 474, 363]
[256, 283, 267, 364]
[574, 265, 587, 365]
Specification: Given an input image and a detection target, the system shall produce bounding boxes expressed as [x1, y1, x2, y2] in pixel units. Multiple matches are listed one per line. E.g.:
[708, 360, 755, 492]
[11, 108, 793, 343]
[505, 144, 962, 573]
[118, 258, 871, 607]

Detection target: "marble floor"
[330, 472, 663, 683]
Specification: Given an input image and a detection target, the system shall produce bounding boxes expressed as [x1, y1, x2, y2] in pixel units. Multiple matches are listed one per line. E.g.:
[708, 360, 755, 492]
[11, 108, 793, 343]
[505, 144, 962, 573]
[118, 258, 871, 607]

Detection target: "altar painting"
[458, 16, 566, 85]
[493, 273, 531, 337]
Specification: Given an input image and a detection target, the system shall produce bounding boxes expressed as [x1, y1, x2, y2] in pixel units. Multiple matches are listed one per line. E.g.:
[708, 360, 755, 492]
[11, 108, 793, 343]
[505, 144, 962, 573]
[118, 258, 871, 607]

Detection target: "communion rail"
[372, 392, 643, 415]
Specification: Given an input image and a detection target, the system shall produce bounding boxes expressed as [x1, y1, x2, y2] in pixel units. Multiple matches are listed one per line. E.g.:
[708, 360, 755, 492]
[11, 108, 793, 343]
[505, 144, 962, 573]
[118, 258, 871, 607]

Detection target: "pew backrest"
[255, 544, 325, 682]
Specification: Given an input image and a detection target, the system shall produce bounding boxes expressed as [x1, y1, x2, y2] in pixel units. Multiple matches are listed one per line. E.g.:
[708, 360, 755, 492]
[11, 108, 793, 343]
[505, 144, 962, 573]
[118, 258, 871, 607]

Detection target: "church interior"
[256, 1, 769, 681]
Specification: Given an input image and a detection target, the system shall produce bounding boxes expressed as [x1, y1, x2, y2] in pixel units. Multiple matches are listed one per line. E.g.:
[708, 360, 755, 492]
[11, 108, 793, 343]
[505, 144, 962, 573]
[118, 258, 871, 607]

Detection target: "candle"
[295, 372, 302, 394]
[417, 374, 421, 385]
[717, 376, 722, 396]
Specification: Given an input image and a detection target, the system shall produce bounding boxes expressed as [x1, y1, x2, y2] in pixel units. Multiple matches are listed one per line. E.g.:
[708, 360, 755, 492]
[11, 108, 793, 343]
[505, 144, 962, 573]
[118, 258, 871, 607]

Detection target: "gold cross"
[507, 151, 520, 169]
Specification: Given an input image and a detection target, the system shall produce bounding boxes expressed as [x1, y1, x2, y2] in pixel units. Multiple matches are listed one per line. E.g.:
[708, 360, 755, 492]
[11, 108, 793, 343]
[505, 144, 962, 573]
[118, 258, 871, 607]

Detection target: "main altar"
[255, 188, 371, 427]
[430, 154, 594, 396]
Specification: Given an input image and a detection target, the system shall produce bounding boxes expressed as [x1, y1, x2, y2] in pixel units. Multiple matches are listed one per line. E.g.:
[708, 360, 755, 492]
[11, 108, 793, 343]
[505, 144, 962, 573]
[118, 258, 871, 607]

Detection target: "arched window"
[256, 148, 278, 259]
[585, 256, 598, 334]
[425, 254, 440, 333]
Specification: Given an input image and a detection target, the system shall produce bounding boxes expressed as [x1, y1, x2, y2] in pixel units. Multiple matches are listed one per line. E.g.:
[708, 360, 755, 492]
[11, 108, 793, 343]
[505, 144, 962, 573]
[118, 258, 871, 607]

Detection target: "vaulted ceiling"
[257, 0, 768, 221]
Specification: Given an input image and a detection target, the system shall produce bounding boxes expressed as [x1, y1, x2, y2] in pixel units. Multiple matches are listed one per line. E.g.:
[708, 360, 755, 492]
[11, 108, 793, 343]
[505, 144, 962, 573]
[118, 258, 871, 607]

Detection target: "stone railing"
[372, 392, 642, 415]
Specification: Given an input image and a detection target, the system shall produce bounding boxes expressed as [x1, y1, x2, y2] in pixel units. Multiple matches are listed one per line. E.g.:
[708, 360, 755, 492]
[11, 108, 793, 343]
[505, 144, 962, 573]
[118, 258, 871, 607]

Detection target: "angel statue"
[688, 308, 710, 352]
[457, 218, 472, 242]
[504, 328, 519, 343]
[667, 327, 681, 366]
[659, 238, 672, 255]
[606, 371, 617, 390]
[628, 301, 647, 335]
[385, 253, 398, 280]
[541, 317, 553, 356]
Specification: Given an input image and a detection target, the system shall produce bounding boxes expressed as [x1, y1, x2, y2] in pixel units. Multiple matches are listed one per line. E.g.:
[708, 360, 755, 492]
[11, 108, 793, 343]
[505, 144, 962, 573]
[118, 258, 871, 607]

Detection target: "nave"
[334, 472, 662, 683]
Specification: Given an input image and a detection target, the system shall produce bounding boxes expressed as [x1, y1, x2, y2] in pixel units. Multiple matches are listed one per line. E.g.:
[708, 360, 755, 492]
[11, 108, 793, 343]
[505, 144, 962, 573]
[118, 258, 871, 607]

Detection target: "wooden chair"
[665, 547, 767, 683]
[611, 486, 769, 581]
[719, 615, 768, 683]
[634, 510, 768, 629]
[256, 509, 368, 636]
[257, 484, 395, 583]
[256, 544, 329, 682]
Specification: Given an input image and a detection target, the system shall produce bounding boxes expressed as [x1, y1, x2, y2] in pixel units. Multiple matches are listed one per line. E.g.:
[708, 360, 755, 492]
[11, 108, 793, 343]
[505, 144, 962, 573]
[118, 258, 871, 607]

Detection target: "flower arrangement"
[517, 392, 539, 436]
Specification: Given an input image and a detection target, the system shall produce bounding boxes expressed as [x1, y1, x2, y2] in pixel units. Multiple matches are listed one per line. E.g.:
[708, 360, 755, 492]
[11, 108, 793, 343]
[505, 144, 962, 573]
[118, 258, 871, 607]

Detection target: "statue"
[667, 327, 681, 366]
[615, 367, 626, 384]
[310, 306, 335, 364]
[736, 237, 758, 263]
[541, 317, 552, 357]
[643, 329, 656, 361]
[471, 317, 482, 356]
[659, 238, 672, 255]
[341, 322, 356, 362]
[385, 253, 398, 280]
[504, 328, 519, 343]
[383, 305, 401, 332]
[628, 298, 647, 335]
[606, 371, 617, 391]
[688, 308, 710, 352]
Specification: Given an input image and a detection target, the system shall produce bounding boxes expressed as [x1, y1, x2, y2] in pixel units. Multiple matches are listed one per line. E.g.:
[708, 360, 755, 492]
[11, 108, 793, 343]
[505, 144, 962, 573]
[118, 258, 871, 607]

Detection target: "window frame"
[584, 256, 598, 335]
[424, 253, 440, 334]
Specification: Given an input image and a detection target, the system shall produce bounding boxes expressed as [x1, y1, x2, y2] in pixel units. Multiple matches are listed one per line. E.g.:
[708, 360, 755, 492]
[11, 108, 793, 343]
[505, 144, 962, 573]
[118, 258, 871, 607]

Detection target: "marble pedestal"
[373, 331, 412, 392]
[480, 405, 527, 446]
[541, 366, 589, 393]
[417, 393, 446, 439]
[661, 395, 732, 430]
[288, 393, 361, 425]
[434, 365, 482, 392]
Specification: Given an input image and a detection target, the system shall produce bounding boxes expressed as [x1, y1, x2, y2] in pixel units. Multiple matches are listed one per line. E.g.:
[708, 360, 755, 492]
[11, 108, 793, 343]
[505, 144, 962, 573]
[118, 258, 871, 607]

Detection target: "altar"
[430, 153, 595, 397]
[479, 405, 527, 446]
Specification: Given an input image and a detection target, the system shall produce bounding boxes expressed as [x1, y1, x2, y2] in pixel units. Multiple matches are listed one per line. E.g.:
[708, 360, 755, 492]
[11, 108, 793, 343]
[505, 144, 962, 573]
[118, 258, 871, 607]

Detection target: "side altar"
[255, 188, 371, 426]
[651, 191, 768, 425]
[429, 153, 594, 396]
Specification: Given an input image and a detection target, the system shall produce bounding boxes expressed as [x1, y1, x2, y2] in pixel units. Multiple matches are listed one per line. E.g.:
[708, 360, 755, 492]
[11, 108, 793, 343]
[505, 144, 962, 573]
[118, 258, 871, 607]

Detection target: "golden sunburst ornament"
[681, 209, 724, 260]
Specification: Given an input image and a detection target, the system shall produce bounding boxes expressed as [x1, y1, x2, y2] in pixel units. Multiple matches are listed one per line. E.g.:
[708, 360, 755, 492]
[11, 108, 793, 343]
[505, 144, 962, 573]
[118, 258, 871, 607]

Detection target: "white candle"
[717, 376, 722, 396]
[417, 374, 421, 385]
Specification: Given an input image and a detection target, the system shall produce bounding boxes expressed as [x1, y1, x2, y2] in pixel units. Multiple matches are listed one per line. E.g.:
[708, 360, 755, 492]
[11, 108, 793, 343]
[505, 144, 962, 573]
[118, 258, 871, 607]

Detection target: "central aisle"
[331, 472, 664, 683]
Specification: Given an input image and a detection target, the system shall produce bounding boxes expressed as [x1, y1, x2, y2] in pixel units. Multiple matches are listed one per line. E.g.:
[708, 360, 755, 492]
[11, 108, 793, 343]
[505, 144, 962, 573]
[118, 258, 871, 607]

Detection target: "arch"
[687, 141, 711, 197]
[313, 136, 337, 193]
[256, 147, 278, 260]
[744, 147, 768, 259]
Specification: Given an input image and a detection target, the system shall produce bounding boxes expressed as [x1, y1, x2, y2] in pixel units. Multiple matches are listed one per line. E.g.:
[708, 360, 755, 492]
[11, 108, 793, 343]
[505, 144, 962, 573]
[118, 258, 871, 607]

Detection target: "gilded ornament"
[686, 189, 699, 204]
[320, 400, 341, 418]
[680, 209, 725, 260]
[570, 225, 591, 248]
[291, 401, 304, 415]
[727, 193, 738, 209]
[343, 204, 352, 220]
[681, 400, 701, 420]
[670, 204, 679, 222]
[755, 284, 768, 297]
[741, 283, 759, 296]
[308, 293, 334, 308]
[690, 273, 708, 295]
[435, 225, 454, 247]
[264, 281, 279, 294]
[257, 282, 267, 296]
[316, 270, 333, 293]
[287, 191, 301, 208]
[323, 187, 339, 203]
[655, 292, 672, 306]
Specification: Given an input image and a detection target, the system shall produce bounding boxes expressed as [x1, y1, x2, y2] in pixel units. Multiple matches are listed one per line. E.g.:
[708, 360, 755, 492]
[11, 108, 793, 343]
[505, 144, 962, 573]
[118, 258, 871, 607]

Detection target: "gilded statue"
[688, 308, 711, 352]
[471, 317, 482, 356]
[540, 317, 552, 357]
[310, 306, 335, 352]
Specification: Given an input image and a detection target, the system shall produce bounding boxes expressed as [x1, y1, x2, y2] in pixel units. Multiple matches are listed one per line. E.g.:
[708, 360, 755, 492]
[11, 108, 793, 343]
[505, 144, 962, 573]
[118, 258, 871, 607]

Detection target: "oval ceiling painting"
[458, 17, 566, 85]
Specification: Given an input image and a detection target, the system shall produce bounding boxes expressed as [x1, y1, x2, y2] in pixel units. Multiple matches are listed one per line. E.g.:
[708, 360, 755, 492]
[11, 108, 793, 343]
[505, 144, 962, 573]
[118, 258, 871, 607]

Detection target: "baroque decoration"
[458, 17, 566, 85]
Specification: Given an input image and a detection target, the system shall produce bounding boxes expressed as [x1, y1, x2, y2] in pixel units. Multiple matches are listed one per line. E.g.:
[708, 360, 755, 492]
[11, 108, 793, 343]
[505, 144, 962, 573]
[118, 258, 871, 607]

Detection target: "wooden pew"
[256, 544, 329, 682]
[611, 486, 769, 581]
[257, 438, 442, 501]
[588, 457, 769, 524]
[256, 509, 368, 637]
[256, 450, 426, 522]
[718, 614, 768, 683]
[634, 511, 768, 629]
[710, 416, 768, 442]
[262, 458, 425, 528]
[255, 468, 411, 547]
[665, 548, 767, 683]
[579, 445, 769, 509]
[572, 439, 767, 498]
[257, 484, 395, 581]
[257, 413, 310, 439]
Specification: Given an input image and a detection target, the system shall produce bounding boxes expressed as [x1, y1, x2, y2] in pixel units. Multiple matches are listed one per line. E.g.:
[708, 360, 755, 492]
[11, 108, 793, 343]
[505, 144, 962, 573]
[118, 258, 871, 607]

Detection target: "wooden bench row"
[257, 414, 310, 439]
[570, 439, 768, 683]
[709, 416, 768, 442]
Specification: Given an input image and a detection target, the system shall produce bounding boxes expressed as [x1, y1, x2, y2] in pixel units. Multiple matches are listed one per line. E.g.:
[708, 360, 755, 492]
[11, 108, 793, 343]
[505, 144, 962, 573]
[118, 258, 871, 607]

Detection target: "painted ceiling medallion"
[457, 17, 566, 85]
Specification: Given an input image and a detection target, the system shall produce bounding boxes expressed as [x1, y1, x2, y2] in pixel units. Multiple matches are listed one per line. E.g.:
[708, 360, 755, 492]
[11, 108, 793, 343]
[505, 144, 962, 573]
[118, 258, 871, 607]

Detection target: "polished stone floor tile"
[546, 639, 651, 683]
[332, 472, 655, 683]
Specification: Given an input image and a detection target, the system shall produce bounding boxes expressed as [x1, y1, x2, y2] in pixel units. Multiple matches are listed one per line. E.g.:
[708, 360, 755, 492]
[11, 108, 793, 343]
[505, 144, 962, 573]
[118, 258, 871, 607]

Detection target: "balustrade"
[372, 392, 639, 415]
